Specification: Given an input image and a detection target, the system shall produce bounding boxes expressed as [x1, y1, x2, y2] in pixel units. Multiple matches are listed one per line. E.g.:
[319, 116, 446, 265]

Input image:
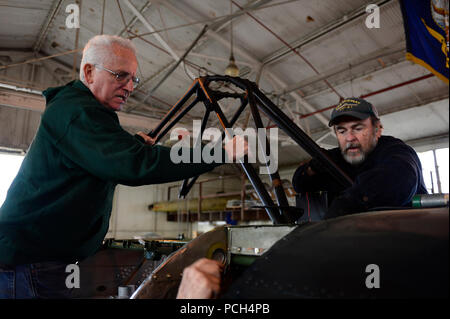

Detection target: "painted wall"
[105, 165, 300, 240]
[106, 171, 243, 240]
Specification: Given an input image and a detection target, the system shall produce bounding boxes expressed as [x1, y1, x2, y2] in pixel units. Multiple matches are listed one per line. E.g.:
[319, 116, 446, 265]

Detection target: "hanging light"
[225, 53, 239, 77]
[225, 0, 239, 77]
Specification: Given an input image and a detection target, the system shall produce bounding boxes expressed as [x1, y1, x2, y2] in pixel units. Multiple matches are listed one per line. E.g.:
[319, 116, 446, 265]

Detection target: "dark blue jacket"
[292, 136, 427, 219]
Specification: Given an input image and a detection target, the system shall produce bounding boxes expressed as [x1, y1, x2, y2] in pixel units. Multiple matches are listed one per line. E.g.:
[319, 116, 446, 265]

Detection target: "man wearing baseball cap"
[292, 98, 427, 219]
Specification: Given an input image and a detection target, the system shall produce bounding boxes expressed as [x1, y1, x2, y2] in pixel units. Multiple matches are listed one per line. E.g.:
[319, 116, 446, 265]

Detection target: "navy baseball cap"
[328, 98, 379, 127]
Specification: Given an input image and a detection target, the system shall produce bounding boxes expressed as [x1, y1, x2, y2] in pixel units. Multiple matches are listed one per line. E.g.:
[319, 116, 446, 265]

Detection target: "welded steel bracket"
[145, 76, 353, 224]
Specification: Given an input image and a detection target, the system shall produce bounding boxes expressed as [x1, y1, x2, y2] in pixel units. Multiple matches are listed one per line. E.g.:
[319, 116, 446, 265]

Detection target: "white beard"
[343, 150, 366, 165]
[341, 134, 378, 166]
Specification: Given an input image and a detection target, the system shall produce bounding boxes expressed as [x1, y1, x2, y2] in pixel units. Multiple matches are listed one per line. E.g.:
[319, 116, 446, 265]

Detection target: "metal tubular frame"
[146, 76, 353, 224]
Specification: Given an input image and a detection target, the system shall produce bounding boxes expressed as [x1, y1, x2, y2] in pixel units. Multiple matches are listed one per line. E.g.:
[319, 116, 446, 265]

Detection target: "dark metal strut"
[145, 76, 353, 224]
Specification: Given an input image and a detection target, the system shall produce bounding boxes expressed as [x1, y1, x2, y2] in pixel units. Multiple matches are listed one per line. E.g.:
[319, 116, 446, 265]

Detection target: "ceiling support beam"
[292, 59, 431, 104]
[32, 0, 64, 53]
[276, 46, 406, 96]
[0, 48, 182, 116]
[406, 134, 449, 152]
[181, 52, 254, 67]
[231, 0, 343, 100]
[72, 0, 82, 79]
[160, 0, 264, 67]
[160, 0, 332, 129]
[126, 25, 208, 113]
[265, 72, 332, 127]
[261, 0, 394, 66]
[157, 0, 399, 131]
[169, 0, 272, 55]
[122, 0, 196, 80]
[132, 0, 302, 40]
[0, 87, 160, 130]
[0, 49, 81, 71]
[116, 1, 152, 37]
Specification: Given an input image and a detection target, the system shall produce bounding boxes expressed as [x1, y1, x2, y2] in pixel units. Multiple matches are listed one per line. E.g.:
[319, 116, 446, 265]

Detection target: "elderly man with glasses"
[0, 35, 246, 299]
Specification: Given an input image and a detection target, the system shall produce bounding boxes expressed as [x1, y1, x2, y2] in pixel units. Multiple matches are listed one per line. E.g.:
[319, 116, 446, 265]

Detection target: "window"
[418, 147, 449, 194]
[0, 153, 24, 206]
[435, 148, 449, 193]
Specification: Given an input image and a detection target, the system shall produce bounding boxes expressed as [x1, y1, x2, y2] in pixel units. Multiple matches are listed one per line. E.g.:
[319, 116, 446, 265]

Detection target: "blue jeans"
[0, 261, 74, 299]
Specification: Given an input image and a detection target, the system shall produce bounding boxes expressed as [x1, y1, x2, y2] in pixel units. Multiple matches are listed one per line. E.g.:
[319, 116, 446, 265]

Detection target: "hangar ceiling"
[0, 0, 448, 168]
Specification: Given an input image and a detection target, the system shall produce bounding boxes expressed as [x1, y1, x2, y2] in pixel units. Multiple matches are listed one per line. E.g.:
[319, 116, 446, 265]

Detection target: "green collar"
[72, 80, 91, 93]
[71, 80, 118, 114]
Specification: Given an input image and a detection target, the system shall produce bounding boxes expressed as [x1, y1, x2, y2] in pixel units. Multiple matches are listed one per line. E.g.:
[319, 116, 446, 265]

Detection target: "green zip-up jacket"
[0, 80, 221, 266]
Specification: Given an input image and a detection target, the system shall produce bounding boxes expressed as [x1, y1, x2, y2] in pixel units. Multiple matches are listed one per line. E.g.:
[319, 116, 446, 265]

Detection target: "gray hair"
[79, 35, 136, 84]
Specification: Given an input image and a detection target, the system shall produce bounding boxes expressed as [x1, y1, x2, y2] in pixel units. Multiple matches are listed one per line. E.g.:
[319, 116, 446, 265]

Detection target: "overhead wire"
[127, 0, 304, 39]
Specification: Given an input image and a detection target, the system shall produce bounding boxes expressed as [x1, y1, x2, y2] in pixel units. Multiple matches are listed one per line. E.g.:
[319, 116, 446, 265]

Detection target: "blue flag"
[400, 0, 449, 84]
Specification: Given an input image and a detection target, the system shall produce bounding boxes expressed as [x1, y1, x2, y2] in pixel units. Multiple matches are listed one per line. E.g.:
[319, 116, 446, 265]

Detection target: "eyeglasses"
[94, 64, 140, 89]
